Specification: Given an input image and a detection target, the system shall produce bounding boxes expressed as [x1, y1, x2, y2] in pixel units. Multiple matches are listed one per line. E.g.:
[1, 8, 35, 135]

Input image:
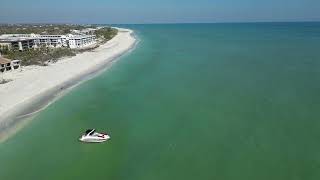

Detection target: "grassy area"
[4, 48, 76, 66]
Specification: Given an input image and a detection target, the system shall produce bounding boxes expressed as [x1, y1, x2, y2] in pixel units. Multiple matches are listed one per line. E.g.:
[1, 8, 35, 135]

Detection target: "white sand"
[0, 28, 137, 127]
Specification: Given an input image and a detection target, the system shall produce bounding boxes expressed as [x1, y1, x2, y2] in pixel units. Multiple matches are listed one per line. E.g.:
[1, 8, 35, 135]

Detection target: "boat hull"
[79, 135, 110, 143]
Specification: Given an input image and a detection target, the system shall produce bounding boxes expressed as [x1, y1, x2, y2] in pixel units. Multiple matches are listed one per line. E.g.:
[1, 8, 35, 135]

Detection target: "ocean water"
[1, 23, 320, 179]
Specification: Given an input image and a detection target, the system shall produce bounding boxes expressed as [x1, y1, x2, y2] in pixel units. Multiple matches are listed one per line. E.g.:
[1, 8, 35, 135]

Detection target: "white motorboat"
[79, 129, 110, 143]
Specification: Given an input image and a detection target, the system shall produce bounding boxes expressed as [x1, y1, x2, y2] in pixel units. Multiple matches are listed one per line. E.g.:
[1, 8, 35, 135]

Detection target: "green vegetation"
[0, 24, 97, 35]
[0, 45, 10, 54]
[4, 48, 76, 66]
[95, 27, 118, 43]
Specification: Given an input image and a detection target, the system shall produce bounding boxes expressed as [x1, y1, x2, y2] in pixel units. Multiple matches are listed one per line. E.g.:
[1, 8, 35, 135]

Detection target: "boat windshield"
[85, 129, 95, 135]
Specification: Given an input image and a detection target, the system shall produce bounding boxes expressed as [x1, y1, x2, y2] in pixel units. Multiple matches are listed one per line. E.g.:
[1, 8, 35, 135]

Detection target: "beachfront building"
[0, 33, 96, 50]
[0, 37, 36, 51]
[0, 57, 10, 72]
[71, 28, 98, 35]
[0, 57, 20, 72]
[11, 60, 21, 70]
[80, 28, 97, 35]
[67, 34, 96, 49]
[0, 34, 65, 49]
[37, 34, 96, 49]
[0, 34, 38, 50]
[37, 35, 68, 48]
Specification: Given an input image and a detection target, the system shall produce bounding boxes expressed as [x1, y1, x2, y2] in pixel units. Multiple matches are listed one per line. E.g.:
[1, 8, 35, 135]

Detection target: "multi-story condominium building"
[37, 35, 68, 48]
[0, 34, 37, 50]
[67, 34, 96, 49]
[0, 37, 36, 51]
[71, 28, 99, 35]
[0, 33, 96, 50]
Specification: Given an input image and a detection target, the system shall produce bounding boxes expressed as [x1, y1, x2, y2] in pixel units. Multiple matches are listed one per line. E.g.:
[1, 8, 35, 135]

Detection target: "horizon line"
[0, 20, 320, 25]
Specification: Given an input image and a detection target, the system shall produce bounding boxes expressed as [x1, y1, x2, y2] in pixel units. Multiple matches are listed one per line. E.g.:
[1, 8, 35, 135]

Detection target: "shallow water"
[1, 23, 320, 180]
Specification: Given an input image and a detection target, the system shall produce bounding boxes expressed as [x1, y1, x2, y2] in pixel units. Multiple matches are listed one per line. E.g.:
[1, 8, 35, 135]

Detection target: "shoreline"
[0, 28, 138, 141]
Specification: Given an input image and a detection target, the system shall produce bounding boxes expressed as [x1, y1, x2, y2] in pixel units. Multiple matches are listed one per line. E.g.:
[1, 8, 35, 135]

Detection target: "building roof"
[0, 57, 12, 64]
[67, 34, 96, 40]
[0, 37, 36, 42]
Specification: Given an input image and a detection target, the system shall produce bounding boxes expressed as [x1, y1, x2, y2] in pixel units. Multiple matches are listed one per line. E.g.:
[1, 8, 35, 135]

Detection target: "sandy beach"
[0, 28, 137, 135]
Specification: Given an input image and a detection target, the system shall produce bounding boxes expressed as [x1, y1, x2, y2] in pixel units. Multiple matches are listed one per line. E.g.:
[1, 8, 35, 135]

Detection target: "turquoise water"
[1, 23, 320, 179]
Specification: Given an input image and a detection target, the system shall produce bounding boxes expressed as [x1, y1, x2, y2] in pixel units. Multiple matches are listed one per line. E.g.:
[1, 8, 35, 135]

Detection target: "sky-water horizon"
[1, 0, 319, 24]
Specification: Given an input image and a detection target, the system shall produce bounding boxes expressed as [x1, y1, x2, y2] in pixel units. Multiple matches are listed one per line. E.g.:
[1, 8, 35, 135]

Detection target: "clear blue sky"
[1, 0, 319, 24]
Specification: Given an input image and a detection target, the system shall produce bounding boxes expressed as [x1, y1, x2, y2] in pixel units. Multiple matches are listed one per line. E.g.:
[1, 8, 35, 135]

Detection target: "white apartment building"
[67, 34, 96, 49]
[0, 34, 36, 50]
[37, 35, 68, 48]
[0, 37, 36, 51]
[0, 33, 96, 50]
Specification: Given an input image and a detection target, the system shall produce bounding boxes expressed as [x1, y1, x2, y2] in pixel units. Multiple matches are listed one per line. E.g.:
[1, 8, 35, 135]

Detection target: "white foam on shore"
[0, 28, 137, 142]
